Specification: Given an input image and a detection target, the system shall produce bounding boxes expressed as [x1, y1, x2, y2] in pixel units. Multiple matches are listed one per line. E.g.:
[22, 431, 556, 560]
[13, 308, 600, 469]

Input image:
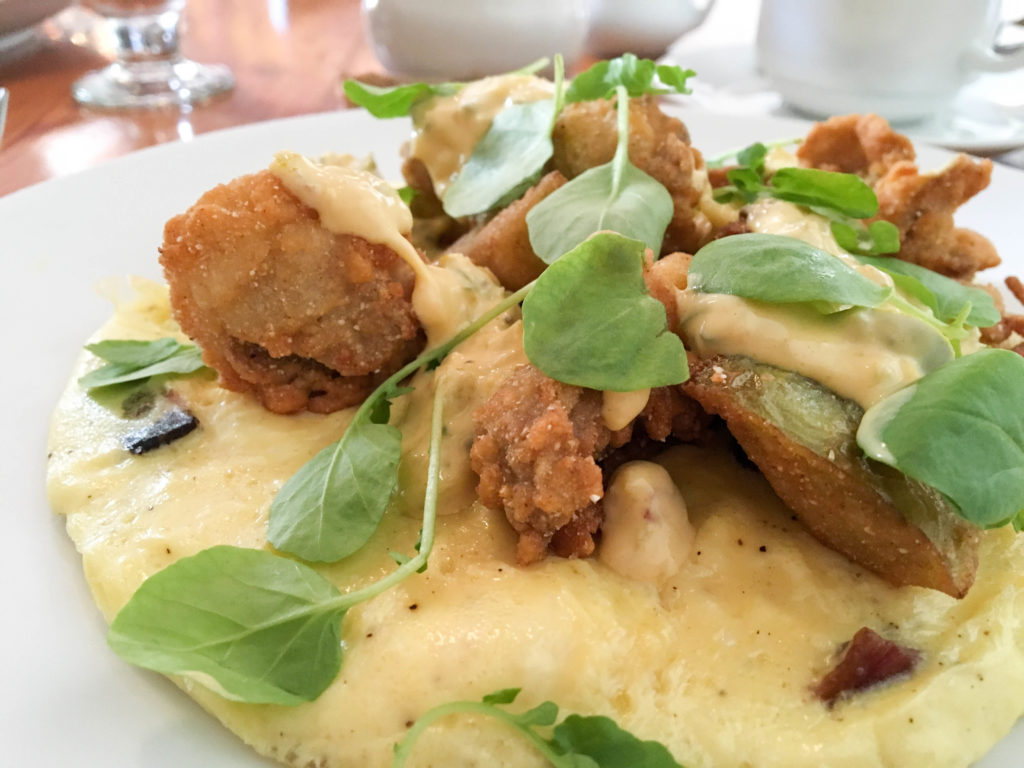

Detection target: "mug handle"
[965, 19, 1024, 72]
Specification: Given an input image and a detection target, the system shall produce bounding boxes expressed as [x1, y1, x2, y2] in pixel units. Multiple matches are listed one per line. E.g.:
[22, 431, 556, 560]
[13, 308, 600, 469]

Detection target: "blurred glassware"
[585, 0, 714, 59]
[362, 0, 589, 80]
[0, 87, 8, 145]
[71, 0, 233, 109]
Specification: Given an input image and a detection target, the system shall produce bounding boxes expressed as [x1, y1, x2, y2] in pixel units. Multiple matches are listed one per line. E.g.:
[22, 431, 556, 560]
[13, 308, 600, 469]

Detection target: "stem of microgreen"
[333, 376, 446, 612]
[353, 280, 535, 426]
[610, 84, 629, 196]
[392, 701, 569, 768]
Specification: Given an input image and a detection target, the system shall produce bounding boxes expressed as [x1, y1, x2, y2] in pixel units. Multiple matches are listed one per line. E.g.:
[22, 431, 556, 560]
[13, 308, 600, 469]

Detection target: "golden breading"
[873, 155, 1000, 280]
[796, 113, 916, 182]
[160, 170, 424, 414]
[551, 96, 711, 254]
[683, 356, 980, 597]
[470, 364, 626, 564]
[450, 170, 567, 290]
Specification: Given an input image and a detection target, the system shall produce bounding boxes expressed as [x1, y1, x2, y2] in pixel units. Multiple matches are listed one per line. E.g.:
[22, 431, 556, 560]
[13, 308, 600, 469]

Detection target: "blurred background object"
[71, 1, 234, 108]
[586, 0, 714, 59]
[756, 0, 1024, 123]
[362, 0, 589, 79]
[0, 87, 8, 144]
[0, 0, 72, 65]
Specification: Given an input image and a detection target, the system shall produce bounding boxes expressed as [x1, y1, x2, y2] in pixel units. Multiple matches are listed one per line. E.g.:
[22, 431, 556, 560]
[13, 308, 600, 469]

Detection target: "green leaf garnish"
[526, 84, 674, 262]
[108, 545, 347, 705]
[711, 143, 898, 256]
[109, 378, 449, 705]
[442, 98, 558, 217]
[267, 282, 534, 562]
[857, 348, 1024, 529]
[78, 338, 208, 390]
[442, 57, 565, 217]
[565, 54, 694, 102]
[688, 233, 893, 310]
[769, 167, 878, 219]
[342, 80, 460, 119]
[522, 232, 688, 391]
[856, 255, 1000, 328]
[267, 411, 403, 562]
[393, 689, 685, 768]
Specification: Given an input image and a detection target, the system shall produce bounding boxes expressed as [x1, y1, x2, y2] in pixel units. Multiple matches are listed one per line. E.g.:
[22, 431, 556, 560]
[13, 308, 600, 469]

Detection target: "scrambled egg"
[47, 280, 1024, 768]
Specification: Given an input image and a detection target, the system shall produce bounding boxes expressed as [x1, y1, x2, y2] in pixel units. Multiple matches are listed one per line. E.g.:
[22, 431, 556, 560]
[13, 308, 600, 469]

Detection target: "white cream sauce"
[601, 388, 651, 431]
[270, 150, 428, 281]
[408, 74, 554, 195]
[678, 199, 954, 407]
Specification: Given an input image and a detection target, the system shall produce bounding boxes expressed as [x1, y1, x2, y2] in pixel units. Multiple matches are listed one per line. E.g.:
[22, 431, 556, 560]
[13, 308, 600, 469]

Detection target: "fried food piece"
[796, 113, 915, 182]
[683, 356, 980, 597]
[160, 170, 424, 414]
[470, 364, 625, 564]
[470, 363, 709, 564]
[873, 155, 1000, 280]
[551, 95, 712, 254]
[450, 171, 567, 290]
[797, 114, 998, 281]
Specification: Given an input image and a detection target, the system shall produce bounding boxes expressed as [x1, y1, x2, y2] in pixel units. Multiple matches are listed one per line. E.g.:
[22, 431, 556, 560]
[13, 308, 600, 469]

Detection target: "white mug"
[756, 0, 1024, 123]
[363, 0, 590, 80]
[586, 0, 716, 59]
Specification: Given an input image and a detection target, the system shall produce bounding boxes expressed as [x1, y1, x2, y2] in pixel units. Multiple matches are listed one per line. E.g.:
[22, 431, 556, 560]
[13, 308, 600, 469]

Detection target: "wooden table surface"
[0, 0, 380, 197]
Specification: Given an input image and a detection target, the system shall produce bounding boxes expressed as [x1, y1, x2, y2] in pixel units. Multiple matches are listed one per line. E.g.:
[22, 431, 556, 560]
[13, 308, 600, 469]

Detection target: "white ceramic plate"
[2, 109, 1022, 767]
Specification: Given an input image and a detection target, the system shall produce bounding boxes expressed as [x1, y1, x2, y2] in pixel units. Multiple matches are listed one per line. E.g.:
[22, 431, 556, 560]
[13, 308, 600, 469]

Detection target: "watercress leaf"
[551, 714, 685, 768]
[522, 232, 688, 390]
[769, 167, 878, 219]
[857, 348, 1024, 528]
[512, 700, 560, 727]
[856, 255, 1000, 328]
[85, 337, 181, 365]
[526, 159, 673, 263]
[654, 64, 696, 95]
[107, 546, 345, 705]
[482, 688, 522, 705]
[566, 56, 695, 102]
[268, 414, 403, 562]
[369, 384, 416, 424]
[342, 79, 459, 119]
[397, 187, 417, 207]
[725, 167, 764, 203]
[442, 98, 557, 217]
[688, 233, 892, 309]
[79, 344, 207, 390]
[829, 221, 862, 254]
[565, 54, 655, 102]
[867, 220, 900, 254]
[736, 142, 768, 177]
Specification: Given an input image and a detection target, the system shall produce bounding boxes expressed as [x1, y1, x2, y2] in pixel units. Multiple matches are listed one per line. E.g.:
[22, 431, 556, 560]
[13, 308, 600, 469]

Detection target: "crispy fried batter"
[796, 113, 915, 182]
[470, 364, 626, 564]
[551, 96, 712, 254]
[450, 171, 567, 290]
[645, 250, 691, 333]
[471, 360, 710, 564]
[160, 170, 424, 414]
[798, 115, 998, 280]
[683, 356, 979, 597]
[873, 155, 999, 280]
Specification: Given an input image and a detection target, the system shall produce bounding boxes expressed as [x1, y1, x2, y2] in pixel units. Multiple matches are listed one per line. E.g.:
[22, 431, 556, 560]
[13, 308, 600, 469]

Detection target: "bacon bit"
[813, 627, 920, 705]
